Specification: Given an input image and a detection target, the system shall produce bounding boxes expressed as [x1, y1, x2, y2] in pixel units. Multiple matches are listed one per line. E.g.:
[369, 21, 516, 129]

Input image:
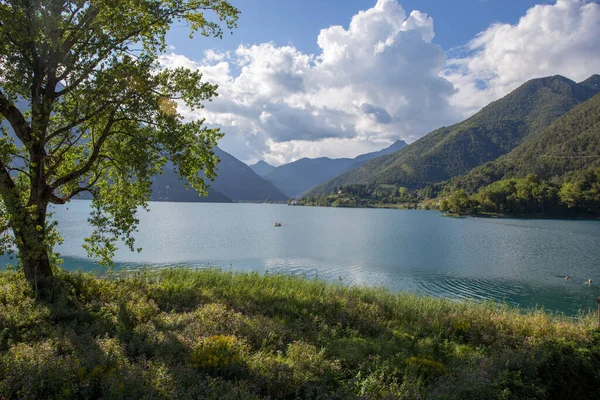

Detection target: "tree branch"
[0, 90, 32, 145]
[0, 159, 23, 218]
[7, 166, 31, 177]
[49, 108, 118, 189]
[48, 163, 106, 204]
[45, 101, 112, 143]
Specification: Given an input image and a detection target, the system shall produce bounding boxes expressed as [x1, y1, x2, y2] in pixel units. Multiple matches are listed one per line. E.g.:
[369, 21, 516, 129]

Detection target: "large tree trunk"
[16, 199, 54, 289]
[22, 250, 54, 287]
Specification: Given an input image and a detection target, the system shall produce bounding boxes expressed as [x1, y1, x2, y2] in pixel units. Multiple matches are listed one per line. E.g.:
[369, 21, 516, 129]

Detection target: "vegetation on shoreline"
[438, 169, 600, 217]
[2, 268, 600, 399]
[297, 168, 600, 219]
[296, 184, 437, 210]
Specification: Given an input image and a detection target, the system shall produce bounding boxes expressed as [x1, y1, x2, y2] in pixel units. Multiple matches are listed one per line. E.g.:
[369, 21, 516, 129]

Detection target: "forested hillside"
[307, 75, 600, 196]
[445, 92, 600, 194]
[209, 148, 288, 201]
[150, 164, 232, 203]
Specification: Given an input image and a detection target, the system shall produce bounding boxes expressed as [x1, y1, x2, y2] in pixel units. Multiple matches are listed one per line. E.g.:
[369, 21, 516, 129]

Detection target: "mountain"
[265, 157, 355, 198]
[209, 147, 288, 201]
[149, 147, 288, 202]
[307, 74, 600, 196]
[446, 91, 600, 194]
[264, 140, 407, 197]
[579, 74, 600, 92]
[347, 140, 408, 169]
[150, 164, 232, 203]
[249, 160, 275, 176]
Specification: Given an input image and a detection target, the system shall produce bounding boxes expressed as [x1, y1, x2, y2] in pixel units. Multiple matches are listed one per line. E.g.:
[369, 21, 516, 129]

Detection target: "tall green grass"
[1, 268, 599, 399]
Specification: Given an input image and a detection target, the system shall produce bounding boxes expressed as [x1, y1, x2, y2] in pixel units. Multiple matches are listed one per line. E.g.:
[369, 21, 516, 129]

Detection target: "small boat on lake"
[274, 222, 282, 227]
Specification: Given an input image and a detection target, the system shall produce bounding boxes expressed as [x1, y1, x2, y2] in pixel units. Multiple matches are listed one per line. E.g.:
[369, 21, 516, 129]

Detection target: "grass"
[1, 268, 600, 399]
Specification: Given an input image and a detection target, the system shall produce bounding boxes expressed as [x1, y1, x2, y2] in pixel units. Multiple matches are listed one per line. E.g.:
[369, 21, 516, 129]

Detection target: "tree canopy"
[0, 0, 239, 285]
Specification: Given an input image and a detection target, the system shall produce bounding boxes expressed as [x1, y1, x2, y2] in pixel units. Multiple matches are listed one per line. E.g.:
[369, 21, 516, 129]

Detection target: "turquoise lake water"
[4, 200, 600, 316]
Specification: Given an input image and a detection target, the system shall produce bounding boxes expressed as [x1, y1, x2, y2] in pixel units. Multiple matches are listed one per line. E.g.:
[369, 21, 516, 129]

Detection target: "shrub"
[190, 335, 247, 375]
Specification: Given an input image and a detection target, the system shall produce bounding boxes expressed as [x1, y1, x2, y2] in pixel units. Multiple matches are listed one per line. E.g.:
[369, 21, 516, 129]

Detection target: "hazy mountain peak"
[249, 160, 276, 177]
[264, 140, 409, 197]
[389, 140, 408, 150]
[150, 148, 287, 202]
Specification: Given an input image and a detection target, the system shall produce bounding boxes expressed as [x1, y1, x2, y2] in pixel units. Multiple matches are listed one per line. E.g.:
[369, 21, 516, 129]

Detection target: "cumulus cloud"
[161, 0, 457, 164]
[162, 0, 600, 165]
[446, 0, 600, 116]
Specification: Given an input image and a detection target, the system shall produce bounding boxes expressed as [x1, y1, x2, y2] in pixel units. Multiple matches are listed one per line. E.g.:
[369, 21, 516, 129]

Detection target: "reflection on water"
[2, 200, 600, 316]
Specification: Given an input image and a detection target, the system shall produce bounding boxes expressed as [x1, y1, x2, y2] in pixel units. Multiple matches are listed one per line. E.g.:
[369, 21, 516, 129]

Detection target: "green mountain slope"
[579, 74, 600, 92]
[447, 91, 600, 194]
[307, 74, 600, 196]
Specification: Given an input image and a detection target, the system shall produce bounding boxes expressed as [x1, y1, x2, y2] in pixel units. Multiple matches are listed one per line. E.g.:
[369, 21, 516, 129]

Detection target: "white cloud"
[262, 138, 390, 166]
[162, 0, 600, 165]
[203, 49, 230, 62]
[446, 0, 600, 116]
[161, 0, 457, 165]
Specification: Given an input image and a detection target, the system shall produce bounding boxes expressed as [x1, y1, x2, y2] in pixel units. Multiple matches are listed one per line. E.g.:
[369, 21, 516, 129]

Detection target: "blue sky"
[161, 0, 599, 165]
[167, 0, 548, 59]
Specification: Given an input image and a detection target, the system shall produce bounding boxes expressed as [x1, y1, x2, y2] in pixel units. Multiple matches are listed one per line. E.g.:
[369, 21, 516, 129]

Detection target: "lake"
[4, 200, 600, 316]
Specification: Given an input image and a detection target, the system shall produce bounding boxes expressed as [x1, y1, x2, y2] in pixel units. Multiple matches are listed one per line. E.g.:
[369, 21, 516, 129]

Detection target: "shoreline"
[443, 211, 600, 221]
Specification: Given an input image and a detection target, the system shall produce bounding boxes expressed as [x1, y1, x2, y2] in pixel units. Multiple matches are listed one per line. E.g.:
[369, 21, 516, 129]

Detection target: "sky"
[162, 0, 600, 166]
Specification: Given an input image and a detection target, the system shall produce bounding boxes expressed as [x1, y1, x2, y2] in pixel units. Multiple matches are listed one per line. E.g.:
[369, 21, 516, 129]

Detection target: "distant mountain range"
[259, 140, 407, 198]
[157, 140, 408, 202]
[150, 147, 288, 202]
[306, 74, 600, 196]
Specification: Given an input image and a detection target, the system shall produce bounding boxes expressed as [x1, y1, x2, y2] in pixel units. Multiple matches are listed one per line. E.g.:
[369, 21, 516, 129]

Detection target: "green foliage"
[190, 335, 247, 375]
[446, 190, 472, 214]
[439, 169, 600, 217]
[0, 0, 239, 281]
[439, 199, 450, 213]
[1, 268, 600, 399]
[299, 183, 429, 209]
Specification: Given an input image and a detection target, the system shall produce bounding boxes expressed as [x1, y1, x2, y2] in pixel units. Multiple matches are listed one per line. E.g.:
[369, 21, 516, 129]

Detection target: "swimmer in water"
[565, 276, 569, 280]
[586, 279, 592, 285]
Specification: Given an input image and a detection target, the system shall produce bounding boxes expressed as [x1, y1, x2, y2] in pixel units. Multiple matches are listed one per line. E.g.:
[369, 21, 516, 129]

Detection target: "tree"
[439, 199, 449, 213]
[0, 0, 239, 287]
[559, 182, 583, 209]
[447, 190, 472, 214]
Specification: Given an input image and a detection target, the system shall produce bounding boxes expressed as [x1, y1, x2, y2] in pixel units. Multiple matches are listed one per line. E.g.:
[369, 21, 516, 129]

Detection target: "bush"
[190, 335, 247, 375]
